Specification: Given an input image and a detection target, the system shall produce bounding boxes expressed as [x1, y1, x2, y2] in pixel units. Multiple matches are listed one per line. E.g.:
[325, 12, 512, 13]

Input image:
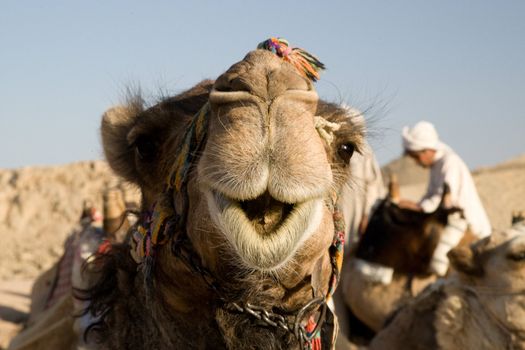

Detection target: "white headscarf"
[402, 121, 440, 151]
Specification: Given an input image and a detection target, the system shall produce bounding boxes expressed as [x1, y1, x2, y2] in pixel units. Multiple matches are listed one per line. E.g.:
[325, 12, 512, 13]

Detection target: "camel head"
[447, 223, 525, 344]
[100, 39, 364, 282]
[449, 222, 525, 289]
[88, 39, 370, 349]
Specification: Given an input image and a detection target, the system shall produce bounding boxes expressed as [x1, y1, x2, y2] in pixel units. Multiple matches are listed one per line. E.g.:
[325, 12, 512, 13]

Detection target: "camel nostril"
[240, 191, 294, 235]
[214, 76, 253, 93]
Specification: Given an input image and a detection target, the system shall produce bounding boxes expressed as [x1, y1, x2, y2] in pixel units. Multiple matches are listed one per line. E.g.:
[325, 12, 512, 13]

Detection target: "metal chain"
[226, 302, 292, 332]
[224, 298, 326, 350]
[170, 235, 327, 349]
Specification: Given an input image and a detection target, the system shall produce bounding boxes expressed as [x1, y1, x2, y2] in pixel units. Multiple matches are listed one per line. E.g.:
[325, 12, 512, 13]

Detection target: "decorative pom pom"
[257, 37, 325, 82]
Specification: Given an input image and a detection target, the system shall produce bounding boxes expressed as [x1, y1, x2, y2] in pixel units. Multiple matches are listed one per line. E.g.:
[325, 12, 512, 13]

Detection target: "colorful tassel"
[257, 37, 325, 82]
[305, 316, 322, 350]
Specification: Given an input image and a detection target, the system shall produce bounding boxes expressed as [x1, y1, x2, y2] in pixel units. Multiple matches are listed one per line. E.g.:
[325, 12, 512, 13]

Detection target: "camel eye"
[338, 143, 356, 164]
[134, 135, 157, 162]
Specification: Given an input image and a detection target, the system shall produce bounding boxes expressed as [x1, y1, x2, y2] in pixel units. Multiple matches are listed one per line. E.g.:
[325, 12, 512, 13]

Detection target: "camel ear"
[512, 210, 525, 225]
[100, 105, 141, 184]
[439, 183, 452, 209]
[448, 246, 483, 276]
[388, 173, 400, 204]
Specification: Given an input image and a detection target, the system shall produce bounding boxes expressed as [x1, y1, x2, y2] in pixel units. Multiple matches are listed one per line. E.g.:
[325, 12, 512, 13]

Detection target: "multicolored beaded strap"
[303, 200, 344, 350]
[328, 204, 345, 299]
[257, 37, 325, 82]
[130, 103, 210, 277]
[130, 195, 175, 264]
[167, 102, 210, 192]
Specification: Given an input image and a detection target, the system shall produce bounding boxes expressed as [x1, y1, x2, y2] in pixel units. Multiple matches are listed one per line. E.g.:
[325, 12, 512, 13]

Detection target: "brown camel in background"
[342, 181, 475, 336]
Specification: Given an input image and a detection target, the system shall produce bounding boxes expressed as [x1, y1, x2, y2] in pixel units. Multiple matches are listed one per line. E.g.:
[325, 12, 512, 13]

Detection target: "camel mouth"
[240, 192, 294, 236]
[204, 188, 323, 271]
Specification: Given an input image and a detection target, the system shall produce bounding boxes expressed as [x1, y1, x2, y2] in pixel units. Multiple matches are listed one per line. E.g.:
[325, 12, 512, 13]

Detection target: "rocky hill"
[0, 161, 139, 281]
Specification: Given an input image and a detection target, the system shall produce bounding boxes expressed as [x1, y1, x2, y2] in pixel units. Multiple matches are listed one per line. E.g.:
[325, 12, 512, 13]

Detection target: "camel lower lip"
[205, 189, 323, 271]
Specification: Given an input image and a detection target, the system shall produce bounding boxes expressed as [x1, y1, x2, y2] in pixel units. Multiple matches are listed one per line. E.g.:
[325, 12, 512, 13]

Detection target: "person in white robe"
[399, 121, 491, 275]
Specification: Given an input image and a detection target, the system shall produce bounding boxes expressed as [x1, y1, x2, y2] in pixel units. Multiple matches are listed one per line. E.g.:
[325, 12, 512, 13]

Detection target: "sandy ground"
[0, 154, 523, 348]
[0, 280, 32, 349]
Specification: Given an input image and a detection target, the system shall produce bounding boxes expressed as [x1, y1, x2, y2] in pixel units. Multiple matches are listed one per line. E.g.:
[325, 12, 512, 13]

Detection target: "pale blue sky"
[1, 1, 524, 170]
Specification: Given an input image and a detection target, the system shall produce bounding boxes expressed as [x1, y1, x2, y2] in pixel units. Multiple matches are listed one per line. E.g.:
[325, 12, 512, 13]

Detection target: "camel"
[81, 38, 365, 349]
[513, 210, 525, 225]
[8, 189, 131, 350]
[369, 221, 525, 349]
[341, 180, 475, 334]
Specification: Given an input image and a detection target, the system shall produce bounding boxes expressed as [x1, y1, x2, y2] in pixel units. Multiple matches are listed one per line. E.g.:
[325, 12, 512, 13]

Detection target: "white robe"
[419, 142, 492, 238]
[334, 145, 385, 341]
[338, 145, 385, 246]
